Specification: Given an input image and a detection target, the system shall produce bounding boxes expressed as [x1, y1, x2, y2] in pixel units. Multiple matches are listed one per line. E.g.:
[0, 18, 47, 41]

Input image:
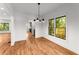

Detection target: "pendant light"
[34, 3, 44, 22]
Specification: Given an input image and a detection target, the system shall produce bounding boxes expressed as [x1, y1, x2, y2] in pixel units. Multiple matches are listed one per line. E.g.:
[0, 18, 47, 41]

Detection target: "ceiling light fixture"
[1, 8, 4, 10]
[34, 3, 44, 22]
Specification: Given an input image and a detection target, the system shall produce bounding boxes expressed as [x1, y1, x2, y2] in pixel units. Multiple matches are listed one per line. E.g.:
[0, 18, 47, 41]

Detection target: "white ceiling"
[10, 3, 62, 16]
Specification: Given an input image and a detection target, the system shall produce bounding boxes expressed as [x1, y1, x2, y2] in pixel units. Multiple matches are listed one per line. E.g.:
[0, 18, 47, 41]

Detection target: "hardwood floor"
[0, 32, 77, 55]
[0, 33, 11, 46]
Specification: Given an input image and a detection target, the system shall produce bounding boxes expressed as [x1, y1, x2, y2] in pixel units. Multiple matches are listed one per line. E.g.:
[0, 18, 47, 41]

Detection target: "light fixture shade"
[33, 3, 44, 23]
[42, 19, 44, 21]
[38, 3, 40, 5]
[34, 19, 36, 21]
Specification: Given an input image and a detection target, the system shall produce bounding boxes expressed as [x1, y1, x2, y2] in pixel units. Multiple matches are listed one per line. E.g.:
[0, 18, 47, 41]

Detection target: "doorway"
[28, 22, 35, 37]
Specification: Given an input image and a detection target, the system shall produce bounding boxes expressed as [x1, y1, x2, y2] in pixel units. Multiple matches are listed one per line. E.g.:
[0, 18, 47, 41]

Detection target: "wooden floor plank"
[0, 33, 77, 55]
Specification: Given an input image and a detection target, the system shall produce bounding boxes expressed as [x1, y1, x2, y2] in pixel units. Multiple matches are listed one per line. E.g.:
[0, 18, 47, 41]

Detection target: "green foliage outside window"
[49, 16, 66, 40]
[56, 16, 66, 39]
[0, 23, 9, 31]
[49, 18, 54, 36]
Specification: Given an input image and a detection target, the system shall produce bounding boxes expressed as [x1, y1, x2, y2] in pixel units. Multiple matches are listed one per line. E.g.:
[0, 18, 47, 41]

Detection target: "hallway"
[0, 32, 77, 55]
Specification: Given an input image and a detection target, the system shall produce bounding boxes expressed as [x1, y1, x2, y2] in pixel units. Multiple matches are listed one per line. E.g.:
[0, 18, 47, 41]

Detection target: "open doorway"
[29, 22, 32, 33]
[28, 22, 35, 37]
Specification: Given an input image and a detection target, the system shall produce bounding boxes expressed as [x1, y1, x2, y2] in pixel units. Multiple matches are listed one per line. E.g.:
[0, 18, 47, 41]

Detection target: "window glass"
[56, 16, 66, 39]
[49, 18, 54, 36]
[0, 23, 9, 31]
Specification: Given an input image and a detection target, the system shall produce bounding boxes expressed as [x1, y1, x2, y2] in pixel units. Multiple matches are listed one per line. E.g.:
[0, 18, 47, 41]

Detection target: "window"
[49, 16, 66, 40]
[49, 18, 54, 36]
[0, 23, 9, 31]
[56, 16, 66, 39]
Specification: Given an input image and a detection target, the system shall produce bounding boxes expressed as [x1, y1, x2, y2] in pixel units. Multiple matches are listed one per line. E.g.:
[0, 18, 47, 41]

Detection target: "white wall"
[12, 11, 36, 44]
[34, 21, 44, 38]
[41, 3, 79, 54]
[13, 12, 28, 42]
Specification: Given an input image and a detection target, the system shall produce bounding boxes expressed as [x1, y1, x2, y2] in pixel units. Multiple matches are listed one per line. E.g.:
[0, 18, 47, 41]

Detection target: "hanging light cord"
[38, 3, 40, 20]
